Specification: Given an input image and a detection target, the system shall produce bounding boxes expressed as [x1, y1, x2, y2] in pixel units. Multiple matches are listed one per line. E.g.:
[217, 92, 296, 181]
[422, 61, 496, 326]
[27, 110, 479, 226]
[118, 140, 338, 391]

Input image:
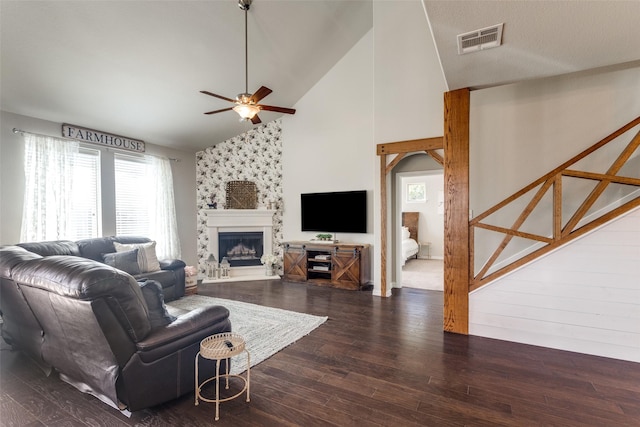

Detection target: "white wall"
[470, 66, 640, 214]
[468, 65, 640, 361]
[373, 0, 446, 143]
[282, 30, 375, 250]
[470, 207, 640, 363]
[0, 111, 199, 266]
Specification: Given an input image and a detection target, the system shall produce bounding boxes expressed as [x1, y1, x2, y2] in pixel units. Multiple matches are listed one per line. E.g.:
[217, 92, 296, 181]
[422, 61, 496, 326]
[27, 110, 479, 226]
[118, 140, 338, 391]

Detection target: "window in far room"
[406, 182, 426, 203]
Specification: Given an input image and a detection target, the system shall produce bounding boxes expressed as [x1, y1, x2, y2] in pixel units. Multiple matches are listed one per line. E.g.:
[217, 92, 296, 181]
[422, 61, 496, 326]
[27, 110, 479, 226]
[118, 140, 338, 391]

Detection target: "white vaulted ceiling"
[1, 1, 638, 151]
[423, 0, 640, 90]
[1, 0, 373, 150]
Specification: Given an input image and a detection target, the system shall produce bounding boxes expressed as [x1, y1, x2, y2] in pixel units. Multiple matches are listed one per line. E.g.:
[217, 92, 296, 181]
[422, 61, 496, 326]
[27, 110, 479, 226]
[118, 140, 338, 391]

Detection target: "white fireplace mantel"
[204, 209, 275, 228]
[204, 209, 275, 278]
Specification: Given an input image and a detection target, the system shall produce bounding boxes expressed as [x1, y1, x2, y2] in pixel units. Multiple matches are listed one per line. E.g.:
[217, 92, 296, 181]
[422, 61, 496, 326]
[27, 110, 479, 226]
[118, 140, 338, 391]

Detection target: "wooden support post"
[443, 88, 470, 334]
[380, 154, 388, 297]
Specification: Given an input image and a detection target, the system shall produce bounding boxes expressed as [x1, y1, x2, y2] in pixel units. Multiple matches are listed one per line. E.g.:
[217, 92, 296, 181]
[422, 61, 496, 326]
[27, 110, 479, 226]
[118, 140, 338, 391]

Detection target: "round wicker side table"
[195, 332, 250, 421]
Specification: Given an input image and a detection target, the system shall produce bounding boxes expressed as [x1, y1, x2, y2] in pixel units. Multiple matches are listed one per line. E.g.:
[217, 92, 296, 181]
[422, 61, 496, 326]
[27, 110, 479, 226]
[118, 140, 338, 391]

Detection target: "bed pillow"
[114, 241, 161, 273]
[139, 280, 176, 329]
[102, 249, 141, 275]
[402, 226, 411, 240]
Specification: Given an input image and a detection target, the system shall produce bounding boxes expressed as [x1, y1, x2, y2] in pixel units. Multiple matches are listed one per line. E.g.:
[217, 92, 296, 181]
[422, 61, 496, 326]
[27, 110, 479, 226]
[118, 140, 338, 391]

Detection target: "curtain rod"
[12, 128, 181, 162]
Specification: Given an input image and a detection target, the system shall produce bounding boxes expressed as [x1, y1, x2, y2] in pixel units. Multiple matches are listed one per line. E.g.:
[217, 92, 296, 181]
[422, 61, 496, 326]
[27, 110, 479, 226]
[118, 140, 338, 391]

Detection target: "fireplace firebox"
[218, 231, 264, 267]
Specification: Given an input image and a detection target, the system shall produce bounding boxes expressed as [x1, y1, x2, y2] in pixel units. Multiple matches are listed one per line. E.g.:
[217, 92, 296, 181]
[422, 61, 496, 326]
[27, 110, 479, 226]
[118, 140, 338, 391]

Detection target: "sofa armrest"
[159, 259, 186, 271]
[135, 306, 230, 363]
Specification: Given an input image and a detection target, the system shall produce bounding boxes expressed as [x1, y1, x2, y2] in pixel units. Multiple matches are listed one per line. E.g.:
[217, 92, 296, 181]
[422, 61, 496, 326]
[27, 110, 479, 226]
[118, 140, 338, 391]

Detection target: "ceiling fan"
[201, 0, 296, 125]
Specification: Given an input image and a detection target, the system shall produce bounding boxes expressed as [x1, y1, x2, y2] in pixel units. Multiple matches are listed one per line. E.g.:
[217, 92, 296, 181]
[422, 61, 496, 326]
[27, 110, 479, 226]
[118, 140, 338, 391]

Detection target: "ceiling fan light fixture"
[232, 103, 260, 120]
[200, 0, 295, 122]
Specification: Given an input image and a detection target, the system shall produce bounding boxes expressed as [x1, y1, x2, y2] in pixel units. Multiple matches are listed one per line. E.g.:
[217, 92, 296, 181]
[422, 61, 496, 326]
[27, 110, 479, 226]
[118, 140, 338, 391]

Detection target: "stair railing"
[469, 116, 640, 292]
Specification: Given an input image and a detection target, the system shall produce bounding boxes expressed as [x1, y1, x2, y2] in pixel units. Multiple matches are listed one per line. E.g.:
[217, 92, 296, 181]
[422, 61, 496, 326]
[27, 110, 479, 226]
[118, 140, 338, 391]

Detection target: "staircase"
[468, 116, 640, 362]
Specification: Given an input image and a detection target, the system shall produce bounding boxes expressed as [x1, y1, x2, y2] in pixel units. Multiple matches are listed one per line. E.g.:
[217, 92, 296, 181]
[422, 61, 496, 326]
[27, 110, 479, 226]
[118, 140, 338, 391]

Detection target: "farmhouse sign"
[62, 124, 145, 153]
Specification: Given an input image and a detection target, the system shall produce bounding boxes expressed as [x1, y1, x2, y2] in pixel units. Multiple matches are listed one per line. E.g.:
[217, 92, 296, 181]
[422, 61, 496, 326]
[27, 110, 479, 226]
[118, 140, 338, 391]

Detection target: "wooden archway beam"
[377, 136, 443, 155]
[376, 136, 444, 298]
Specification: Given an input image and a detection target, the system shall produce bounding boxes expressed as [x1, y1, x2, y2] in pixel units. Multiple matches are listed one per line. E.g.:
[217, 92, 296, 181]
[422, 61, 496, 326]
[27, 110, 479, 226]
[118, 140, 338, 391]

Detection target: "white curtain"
[20, 134, 79, 242]
[146, 155, 181, 259]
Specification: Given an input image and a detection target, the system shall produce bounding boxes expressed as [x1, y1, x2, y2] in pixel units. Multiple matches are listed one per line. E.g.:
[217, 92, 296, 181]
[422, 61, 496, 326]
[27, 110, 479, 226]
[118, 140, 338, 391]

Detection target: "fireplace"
[204, 208, 275, 278]
[219, 231, 263, 267]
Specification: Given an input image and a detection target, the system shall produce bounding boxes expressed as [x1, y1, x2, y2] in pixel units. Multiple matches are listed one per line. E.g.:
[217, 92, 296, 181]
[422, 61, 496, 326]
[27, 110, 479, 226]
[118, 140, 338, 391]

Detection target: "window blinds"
[114, 153, 150, 237]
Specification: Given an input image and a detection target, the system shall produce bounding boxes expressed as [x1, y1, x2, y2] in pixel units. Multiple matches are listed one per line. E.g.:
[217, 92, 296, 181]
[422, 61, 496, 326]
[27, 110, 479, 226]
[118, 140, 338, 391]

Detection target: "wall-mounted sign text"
[62, 124, 145, 153]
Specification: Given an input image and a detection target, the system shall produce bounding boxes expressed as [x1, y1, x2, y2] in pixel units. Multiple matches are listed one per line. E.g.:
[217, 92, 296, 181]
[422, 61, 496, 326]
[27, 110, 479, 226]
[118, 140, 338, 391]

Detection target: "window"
[114, 153, 181, 259]
[21, 134, 100, 242]
[406, 183, 426, 203]
[114, 153, 150, 236]
[69, 148, 101, 239]
[20, 133, 180, 258]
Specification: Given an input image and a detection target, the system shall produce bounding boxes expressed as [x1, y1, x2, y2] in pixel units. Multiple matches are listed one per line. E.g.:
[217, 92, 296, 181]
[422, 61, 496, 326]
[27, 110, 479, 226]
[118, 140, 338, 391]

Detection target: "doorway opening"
[393, 155, 444, 291]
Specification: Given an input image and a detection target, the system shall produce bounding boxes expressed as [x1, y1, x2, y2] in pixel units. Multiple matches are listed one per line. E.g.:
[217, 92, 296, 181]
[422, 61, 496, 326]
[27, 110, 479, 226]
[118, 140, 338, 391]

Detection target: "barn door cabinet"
[283, 242, 371, 290]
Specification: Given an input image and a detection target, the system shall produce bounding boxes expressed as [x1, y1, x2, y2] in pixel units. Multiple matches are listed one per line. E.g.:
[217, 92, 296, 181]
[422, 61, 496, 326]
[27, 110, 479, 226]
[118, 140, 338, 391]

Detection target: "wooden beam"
[377, 136, 444, 155]
[385, 153, 407, 175]
[562, 129, 640, 236]
[473, 222, 553, 244]
[470, 197, 640, 291]
[380, 154, 388, 297]
[426, 150, 444, 166]
[562, 170, 640, 186]
[553, 174, 562, 240]
[443, 88, 470, 335]
[473, 178, 554, 281]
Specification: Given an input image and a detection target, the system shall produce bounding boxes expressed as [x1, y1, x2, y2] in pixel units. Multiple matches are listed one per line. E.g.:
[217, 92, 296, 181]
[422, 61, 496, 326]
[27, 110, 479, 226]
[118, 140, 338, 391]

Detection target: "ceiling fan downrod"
[239, 0, 252, 96]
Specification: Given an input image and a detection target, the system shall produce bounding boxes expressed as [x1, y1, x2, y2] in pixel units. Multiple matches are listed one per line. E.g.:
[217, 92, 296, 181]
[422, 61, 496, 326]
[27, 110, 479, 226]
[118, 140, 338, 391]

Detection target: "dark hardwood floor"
[2, 280, 640, 426]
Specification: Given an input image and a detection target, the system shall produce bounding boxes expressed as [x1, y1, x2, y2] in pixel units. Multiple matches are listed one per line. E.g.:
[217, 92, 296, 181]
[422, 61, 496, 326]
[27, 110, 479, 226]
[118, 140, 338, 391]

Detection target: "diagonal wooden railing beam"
[562, 170, 640, 186]
[562, 130, 640, 236]
[470, 116, 640, 292]
[473, 177, 554, 282]
[470, 197, 640, 292]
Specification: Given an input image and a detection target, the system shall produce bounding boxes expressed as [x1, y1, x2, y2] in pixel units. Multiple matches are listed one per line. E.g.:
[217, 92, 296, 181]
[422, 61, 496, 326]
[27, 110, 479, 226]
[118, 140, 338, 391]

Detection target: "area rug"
[167, 295, 327, 374]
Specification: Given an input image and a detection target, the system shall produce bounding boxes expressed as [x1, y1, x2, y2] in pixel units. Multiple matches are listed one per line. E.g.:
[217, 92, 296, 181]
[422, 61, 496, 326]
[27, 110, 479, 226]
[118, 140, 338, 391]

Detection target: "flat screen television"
[301, 190, 367, 234]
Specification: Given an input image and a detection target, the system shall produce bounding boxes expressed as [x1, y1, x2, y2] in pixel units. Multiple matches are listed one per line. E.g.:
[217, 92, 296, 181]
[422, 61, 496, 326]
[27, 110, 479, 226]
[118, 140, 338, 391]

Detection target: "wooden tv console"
[282, 241, 371, 290]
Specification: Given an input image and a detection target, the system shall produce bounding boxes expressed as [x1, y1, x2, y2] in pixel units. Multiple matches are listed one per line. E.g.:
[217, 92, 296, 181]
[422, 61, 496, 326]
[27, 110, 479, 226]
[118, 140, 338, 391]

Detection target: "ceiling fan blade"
[200, 90, 235, 103]
[250, 86, 272, 103]
[204, 107, 233, 115]
[250, 115, 262, 125]
[259, 104, 296, 115]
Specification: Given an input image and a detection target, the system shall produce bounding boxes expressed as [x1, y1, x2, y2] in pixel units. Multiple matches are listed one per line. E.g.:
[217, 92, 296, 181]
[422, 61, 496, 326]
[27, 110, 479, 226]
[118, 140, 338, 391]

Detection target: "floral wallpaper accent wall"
[195, 119, 284, 274]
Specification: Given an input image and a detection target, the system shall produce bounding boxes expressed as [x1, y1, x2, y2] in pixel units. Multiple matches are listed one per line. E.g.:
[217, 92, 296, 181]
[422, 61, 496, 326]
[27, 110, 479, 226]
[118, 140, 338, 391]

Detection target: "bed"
[401, 212, 420, 265]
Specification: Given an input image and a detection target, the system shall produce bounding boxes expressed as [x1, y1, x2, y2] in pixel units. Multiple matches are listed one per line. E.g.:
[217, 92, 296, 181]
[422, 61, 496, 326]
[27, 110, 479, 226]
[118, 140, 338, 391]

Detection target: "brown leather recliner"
[0, 244, 231, 412]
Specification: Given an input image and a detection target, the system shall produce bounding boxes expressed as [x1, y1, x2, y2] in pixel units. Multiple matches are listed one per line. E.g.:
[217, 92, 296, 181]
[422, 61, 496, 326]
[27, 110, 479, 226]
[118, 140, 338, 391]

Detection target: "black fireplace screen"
[218, 231, 264, 267]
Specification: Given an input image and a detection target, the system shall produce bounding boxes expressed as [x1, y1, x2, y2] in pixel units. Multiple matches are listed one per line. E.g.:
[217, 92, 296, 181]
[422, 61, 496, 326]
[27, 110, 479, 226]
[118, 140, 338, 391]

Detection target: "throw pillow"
[114, 241, 161, 273]
[139, 280, 176, 329]
[102, 249, 141, 275]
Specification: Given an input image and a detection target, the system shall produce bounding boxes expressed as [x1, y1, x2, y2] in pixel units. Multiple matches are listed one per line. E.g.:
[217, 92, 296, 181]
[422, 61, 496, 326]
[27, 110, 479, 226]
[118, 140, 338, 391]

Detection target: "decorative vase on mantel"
[265, 265, 274, 277]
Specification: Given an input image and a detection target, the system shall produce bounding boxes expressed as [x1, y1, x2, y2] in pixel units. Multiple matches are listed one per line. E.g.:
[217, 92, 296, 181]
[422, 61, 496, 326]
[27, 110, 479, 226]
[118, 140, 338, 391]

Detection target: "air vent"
[457, 23, 504, 55]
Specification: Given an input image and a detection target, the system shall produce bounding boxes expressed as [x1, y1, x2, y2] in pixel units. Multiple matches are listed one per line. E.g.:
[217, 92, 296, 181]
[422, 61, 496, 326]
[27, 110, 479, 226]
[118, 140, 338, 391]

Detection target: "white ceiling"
[1, 0, 373, 151]
[2, 1, 639, 152]
[424, 0, 640, 90]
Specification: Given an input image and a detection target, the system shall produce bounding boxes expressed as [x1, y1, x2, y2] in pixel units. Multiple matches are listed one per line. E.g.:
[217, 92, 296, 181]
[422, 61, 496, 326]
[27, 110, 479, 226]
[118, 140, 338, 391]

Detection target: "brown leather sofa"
[0, 240, 231, 412]
[18, 236, 186, 302]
